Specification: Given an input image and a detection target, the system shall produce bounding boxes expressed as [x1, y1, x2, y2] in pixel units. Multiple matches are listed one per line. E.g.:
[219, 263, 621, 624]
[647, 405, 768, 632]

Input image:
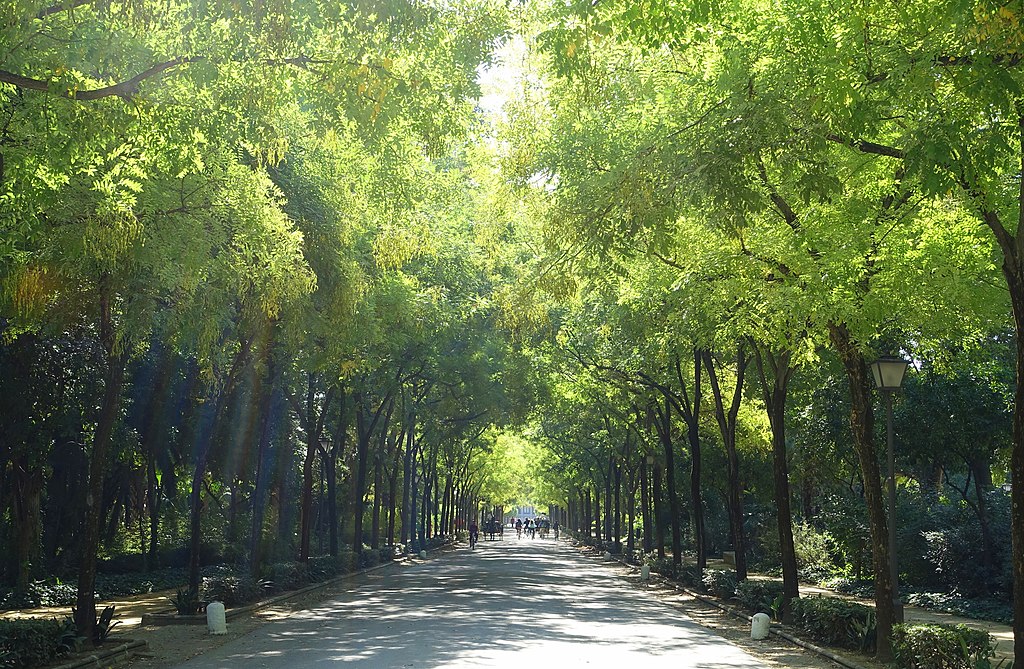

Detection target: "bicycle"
[469, 530, 478, 549]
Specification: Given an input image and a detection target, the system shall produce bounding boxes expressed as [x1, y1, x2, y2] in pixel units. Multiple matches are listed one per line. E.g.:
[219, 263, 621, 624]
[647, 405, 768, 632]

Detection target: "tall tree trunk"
[703, 347, 749, 580]
[402, 428, 415, 546]
[752, 343, 800, 620]
[299, 377, 318, 561]
[12, 460, 42, 591]
[829, 324, 895, 659]
[677, 351, 705, 578]
[653, 457, 665, 560]
[654, 399, 682, 565]
[140, 344, 174, 571]
[641, 457, 651, 553]
[604, 457, 613, 541]
[75, 274, 126, 645]
[187, 335, 254, 597]
[614, 459, 622, 551]
[371, 449, 383, 549]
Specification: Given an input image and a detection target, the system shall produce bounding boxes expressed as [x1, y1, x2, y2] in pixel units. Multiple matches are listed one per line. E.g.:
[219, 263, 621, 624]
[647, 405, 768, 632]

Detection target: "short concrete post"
[751, 612, 770, 640]
[419, 550, 427, 560]
[206, 601, 227, 635]
[640, 565, 650, 581]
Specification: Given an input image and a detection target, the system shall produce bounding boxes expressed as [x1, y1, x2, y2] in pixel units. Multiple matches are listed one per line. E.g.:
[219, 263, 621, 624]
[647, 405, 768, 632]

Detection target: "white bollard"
[206, 601, 227, 635]
[603, 551, 611, 559]
[419, 550, 427, 560]
[751, 612, 770, 640]
[640, 565, 651, 581]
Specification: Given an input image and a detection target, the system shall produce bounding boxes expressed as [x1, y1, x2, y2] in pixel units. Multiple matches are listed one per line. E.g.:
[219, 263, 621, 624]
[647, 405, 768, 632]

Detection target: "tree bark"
[829, 324, 896, 660]
[703, 347, 749, 580]
[752, 343, 800, 621]
[75, 274, 126, 645]
[653, 399, 682, 565]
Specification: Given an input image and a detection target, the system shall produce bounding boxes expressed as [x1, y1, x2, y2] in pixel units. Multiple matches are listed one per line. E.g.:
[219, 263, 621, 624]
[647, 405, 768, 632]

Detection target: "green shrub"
[0, 618, 78, 669]
[735, 579, 785, 615]
[268, 562, 309, 591]
[675, 564, 701, 587]
[643, 556, 677, 579]
[790, 595, 876, 651]
[378, 547, 395, 564]
[904, 592, 1013, 625]
[337, 549, 358, 573]
[892, 623, 994, 669]
[702, 569, 738, 599]
[358, 549, 380, 569]
[170, 588, 200, 615]
[202, 575, 267, 607]
[307, 556, 339, 582]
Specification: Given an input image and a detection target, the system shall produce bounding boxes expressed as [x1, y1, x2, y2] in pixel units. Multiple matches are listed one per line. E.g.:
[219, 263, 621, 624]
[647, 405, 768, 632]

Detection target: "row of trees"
[0, 0, 541, 645]
[498, 0, 1022, 660]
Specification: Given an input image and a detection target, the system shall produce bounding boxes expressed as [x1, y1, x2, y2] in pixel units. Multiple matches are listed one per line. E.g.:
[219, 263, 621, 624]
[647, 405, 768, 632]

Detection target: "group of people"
[512, 517, 558, 539]
[467, 516, 561, 548]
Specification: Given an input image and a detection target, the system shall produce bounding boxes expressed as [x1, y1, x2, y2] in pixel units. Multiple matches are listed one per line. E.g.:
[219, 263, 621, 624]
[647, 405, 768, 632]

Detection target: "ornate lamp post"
[870, 355, 910, 624]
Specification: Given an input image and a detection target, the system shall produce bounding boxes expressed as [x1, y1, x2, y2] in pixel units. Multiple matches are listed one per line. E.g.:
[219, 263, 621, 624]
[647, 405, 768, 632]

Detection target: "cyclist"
[515, 518, 523, 539]
[469, 520, 479, 549]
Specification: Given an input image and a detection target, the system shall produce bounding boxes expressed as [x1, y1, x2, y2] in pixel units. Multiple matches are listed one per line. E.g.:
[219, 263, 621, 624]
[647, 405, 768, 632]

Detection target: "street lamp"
[870, 355, 910, 624]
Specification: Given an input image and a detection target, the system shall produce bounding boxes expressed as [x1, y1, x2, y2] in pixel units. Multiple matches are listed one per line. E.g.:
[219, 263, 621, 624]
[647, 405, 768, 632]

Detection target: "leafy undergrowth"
[824, 578, 1013, 625]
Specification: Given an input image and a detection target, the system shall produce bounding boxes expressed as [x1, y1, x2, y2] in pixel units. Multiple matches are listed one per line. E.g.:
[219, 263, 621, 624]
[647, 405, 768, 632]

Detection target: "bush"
[307, 556, 339, 582]
[358, 549, 380, 569]
[790, 595, 876, 652]
[267, 562, 309, 591]
[642, 555, 677, 579]
[892, 623, 994, 669]
[0, 618, 78, 669]
[170, 588, 200, 615]
[702, 569, 738, 599]
[201, 575, 267, 607]
[337, 549, 358, 573]
[904, 592, 1013, 625]
[735, 579, 786, 615]
[379, 547, 396, 564]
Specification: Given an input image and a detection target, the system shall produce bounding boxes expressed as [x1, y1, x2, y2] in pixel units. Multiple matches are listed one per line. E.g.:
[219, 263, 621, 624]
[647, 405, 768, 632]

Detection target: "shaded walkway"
[172, 538, 767, 668]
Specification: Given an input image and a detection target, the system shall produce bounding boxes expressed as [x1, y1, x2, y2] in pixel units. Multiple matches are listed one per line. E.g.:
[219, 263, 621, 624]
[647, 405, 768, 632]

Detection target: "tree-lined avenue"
[172, 540, 769, 669]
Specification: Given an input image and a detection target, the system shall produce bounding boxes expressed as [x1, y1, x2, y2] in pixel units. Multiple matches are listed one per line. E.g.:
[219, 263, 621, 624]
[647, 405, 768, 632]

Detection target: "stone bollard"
[419, 550, 428, 560]
[206, 601, 227, 635]
[640, 565, 650, 581]
[603, 551, 611, 559]
[751, 612, 770, 640]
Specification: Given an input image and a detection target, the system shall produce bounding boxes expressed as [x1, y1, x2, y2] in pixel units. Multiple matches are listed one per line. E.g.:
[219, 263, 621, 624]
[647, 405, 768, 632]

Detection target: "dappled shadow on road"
[177, 538, 764, 668]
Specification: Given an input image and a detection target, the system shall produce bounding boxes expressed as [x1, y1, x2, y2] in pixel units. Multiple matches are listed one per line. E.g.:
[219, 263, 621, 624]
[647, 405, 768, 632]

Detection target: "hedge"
[0, 618, 77, 669]
[789, 595, 876, 652]
[892, 623, 994, 669]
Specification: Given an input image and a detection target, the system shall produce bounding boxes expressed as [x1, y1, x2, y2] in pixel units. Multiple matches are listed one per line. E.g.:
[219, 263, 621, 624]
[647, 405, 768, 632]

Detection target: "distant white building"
[508, 504, 542, 521]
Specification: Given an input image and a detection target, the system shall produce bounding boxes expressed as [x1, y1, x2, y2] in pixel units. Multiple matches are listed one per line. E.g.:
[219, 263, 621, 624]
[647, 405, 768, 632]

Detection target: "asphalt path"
[172, 535, 767, 668]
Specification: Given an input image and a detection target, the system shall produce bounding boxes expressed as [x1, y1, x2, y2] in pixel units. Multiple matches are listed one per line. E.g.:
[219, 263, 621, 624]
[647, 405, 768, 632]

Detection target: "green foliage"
[904, 593, 1013, 626]
[789, 596, 876, 652]
[358, 549, 380, 569]
[0, 618, 78, 669]
[892, 623, 995, 669]
[734, 579, 786, 616]
[170, 589, 200, 616]
[701, 569, 738, 599]
[336, 550, 359, 573]
[266, 563, 310, 592]
[201, 576, 269, 608]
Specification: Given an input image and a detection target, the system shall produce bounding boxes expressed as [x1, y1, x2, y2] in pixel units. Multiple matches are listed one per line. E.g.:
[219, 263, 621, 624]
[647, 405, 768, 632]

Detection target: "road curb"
[51, 639, 148, 669]
[594, 549, 871, 669]
[142, 543, 454, 627]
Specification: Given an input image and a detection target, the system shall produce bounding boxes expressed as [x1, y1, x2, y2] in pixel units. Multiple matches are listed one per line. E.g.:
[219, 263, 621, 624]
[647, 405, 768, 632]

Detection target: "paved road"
[173, 537, 767, 668]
